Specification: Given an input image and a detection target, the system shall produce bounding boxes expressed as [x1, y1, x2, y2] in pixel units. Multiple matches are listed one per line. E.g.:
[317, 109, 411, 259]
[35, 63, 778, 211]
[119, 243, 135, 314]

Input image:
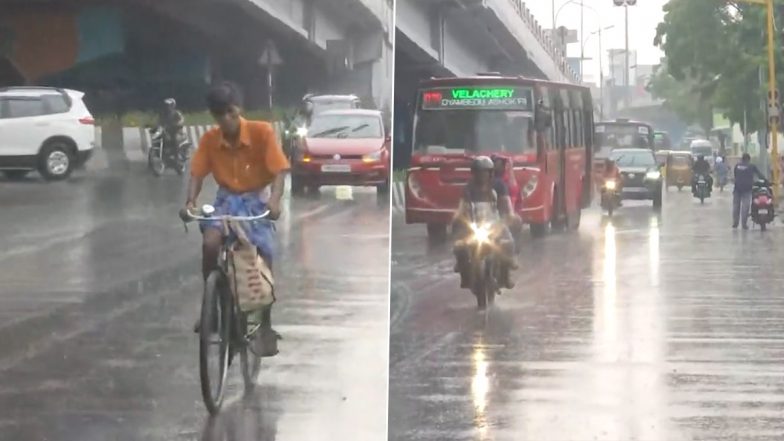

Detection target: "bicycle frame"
[185, 205, 273, 340]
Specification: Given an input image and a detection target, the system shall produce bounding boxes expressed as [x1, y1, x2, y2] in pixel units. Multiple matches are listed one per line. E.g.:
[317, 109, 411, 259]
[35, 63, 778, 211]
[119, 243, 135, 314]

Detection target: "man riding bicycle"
[186, 82, 290, 356]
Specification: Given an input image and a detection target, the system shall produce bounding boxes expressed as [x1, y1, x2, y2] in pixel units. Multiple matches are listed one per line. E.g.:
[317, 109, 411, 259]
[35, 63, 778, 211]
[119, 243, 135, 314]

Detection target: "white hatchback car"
[0, 87, 96, 180]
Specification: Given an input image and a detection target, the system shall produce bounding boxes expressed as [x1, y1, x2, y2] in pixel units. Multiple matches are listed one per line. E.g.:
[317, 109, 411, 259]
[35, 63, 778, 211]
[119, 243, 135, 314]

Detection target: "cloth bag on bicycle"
[226, 220, 275, 312]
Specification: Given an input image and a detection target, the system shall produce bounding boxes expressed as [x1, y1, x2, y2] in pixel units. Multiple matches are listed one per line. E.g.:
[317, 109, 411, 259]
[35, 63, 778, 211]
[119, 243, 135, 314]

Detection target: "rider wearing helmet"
[159, 98, 185, 153]
[692, 154, 713, 193]
[452, 156, 517, 290]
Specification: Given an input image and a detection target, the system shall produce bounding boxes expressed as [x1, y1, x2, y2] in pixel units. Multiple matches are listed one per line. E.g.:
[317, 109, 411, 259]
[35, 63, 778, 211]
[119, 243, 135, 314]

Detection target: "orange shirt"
[191, 118, 290, 193]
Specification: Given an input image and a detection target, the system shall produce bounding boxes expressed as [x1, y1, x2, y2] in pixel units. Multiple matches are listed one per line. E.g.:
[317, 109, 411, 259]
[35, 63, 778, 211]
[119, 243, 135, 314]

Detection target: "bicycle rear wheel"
[199, 271, 231, 414]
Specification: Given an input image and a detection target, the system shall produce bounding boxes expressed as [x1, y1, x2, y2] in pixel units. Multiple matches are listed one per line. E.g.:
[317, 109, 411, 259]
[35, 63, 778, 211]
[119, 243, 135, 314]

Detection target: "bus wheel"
[568, 209, 581, 230]
[427, 223, 447, 244]
[551, 214, 567, 233]
[530, 223, 548, 239]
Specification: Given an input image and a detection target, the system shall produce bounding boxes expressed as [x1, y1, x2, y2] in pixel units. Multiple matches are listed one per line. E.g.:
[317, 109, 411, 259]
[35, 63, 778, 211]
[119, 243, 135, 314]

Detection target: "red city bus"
[405, 75, 594, 239]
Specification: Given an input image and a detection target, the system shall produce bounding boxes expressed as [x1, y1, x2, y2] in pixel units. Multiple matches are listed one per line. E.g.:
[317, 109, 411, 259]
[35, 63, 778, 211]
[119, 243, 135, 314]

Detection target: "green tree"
[654, 0, 784, 137]
[647, 62, 714, 134]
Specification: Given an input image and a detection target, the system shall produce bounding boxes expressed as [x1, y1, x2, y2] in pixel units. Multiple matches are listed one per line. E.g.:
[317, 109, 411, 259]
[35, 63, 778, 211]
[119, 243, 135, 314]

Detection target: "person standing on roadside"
[732, 153, 766, 229]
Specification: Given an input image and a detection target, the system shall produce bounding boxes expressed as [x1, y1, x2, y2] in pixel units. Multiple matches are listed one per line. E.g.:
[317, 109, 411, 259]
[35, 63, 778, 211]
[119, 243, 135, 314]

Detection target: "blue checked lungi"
[199, 187, 276, 262]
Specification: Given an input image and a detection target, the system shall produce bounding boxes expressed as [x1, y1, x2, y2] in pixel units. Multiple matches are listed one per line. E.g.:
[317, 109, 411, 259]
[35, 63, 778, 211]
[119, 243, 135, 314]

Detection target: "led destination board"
[421, 86, 533, 110]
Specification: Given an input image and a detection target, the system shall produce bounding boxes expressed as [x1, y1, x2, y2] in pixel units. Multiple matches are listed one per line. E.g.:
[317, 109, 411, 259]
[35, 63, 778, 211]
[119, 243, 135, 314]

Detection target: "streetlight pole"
[582, 25, 614, 119]
[580, 0, 585, 83]
[624, 3, 630, 110]
[737, 0, 779, 201]
[766, 0, 779, 201]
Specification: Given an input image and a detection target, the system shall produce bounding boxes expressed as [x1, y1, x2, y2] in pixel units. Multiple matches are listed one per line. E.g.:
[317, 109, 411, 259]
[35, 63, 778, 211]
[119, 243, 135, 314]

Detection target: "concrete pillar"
[324, 26, 392, 116]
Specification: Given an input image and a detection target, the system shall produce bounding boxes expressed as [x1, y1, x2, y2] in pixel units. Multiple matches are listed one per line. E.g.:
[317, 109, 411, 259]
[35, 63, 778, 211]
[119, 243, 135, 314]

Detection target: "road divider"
[90, 122, 285, 171]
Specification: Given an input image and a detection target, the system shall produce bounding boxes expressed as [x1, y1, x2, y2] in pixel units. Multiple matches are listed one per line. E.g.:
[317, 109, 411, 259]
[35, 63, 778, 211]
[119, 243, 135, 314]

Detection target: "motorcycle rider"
[452, 156, 517, 290]
[733, 153, 766, 229]
[692, 154, 713, 194]
[186, 82, 290, 355]
[602, 157, 622, 202]
[603, 157, 621, 184]
[159, 98, 185, 156]
[715, 156, 730, 190]
[491, 154, 524, 246]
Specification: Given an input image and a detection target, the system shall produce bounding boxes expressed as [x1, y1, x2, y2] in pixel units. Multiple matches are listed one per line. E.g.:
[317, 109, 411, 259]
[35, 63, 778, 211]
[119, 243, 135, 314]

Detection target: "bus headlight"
[407, 172, 423, 199]
[521, 175, 539, 198]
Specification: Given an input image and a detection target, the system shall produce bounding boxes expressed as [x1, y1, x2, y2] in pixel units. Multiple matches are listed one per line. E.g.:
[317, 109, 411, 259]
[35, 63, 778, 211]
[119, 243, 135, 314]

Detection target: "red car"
[292, 109, 390, 195]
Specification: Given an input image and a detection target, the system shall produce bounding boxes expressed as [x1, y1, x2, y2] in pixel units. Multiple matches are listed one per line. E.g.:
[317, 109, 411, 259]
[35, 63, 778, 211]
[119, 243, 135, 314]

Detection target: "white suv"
[0, 87, 96, 180]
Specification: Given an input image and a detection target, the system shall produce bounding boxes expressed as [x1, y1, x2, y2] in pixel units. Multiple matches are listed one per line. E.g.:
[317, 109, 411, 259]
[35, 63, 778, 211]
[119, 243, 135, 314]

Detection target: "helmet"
[164, 98, 176, 107]
[471, 156, 495, 173]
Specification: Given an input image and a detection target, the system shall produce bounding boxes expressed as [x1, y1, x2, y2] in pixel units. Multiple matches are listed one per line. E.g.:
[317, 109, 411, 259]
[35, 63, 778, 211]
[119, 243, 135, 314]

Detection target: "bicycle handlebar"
[179, 208, 272, 223]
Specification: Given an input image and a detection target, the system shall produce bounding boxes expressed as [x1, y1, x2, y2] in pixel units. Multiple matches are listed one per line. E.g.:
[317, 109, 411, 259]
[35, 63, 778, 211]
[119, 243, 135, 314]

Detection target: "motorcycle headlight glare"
[296, 127, 308, 137]
[470, 222, 491, 244]
[646, 170, 661, 180]
[605, 179, 617, 190]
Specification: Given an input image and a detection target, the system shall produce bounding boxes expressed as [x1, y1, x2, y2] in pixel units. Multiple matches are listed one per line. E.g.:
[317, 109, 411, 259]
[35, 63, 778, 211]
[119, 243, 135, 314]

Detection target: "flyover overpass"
[0, 0, 393, 114]
[393, 0, 579, 168]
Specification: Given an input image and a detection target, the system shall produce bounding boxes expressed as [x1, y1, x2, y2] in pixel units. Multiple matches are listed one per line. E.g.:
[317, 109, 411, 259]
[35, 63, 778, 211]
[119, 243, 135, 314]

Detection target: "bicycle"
[181, 204, 275, 415]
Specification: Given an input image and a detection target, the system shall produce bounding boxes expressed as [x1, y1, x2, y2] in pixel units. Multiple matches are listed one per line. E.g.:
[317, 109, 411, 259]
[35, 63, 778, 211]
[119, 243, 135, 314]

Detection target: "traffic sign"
[258, 40, 283, 67]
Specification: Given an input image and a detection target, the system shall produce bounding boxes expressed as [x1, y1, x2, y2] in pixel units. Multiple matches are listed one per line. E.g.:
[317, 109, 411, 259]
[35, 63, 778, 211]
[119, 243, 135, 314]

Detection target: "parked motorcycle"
[147, 126, 191, 176]
[465, 202, 503, 310]
[751, 180, 774, 231]
[600, 178, 620, 217]
[693, 173, 711, 204]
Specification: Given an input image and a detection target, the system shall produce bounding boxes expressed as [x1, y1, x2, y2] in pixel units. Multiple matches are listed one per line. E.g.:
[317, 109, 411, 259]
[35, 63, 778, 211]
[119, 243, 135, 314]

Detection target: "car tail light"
[79, 117, 95, 125]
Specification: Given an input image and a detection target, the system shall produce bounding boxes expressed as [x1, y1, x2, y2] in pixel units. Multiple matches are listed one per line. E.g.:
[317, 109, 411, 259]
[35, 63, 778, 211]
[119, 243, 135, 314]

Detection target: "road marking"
[292, 204, 330, 222]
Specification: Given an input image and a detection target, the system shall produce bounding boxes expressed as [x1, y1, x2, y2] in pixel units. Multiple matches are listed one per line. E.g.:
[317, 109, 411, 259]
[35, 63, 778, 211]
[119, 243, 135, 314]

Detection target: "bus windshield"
[654, 132, 672, 150]
[595, 123, 653, 149]
[413, 84, 537, 156]
[610, 150, 656, 167]
[414, 109, 536, 155]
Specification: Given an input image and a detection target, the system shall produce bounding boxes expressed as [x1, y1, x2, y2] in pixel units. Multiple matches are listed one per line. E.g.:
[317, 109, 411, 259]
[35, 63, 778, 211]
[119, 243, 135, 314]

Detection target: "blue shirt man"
[733, 153, 766, 229]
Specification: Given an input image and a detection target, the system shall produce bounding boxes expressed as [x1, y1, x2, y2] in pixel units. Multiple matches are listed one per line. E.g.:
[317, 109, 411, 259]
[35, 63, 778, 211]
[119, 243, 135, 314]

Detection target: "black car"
[610, 148, 663, 208]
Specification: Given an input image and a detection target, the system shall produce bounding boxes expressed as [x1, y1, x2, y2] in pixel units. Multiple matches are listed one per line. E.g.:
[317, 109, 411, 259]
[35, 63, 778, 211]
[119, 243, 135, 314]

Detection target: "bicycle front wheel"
[199, 271, 231, 414]
[239, 311, 262, 390]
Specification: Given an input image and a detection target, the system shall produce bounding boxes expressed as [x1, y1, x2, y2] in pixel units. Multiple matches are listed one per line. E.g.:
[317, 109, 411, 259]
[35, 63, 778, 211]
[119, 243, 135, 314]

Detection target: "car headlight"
[605, 179, 617, 190]
[362, 149, 383, 163]
[646, 170, 661, 180]
[296, 127, 308, 137]
[470, 222, 491, 244]
[521, 175, 539, 198]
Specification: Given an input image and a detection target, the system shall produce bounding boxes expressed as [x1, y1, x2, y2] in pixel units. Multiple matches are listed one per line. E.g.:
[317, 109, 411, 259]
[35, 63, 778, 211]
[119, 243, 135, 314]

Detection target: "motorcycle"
[693, 173, 711, 204]
[147, 125, 191, 176]
[600, 178, 620, 217]
[751, 180, 774, 231]
[464, 202, 503, 310]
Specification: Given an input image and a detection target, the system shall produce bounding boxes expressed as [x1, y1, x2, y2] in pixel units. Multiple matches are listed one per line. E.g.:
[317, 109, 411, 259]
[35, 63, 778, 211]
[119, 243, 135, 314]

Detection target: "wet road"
[390, 190, 784, 441]
[0, 170, 389, 441]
